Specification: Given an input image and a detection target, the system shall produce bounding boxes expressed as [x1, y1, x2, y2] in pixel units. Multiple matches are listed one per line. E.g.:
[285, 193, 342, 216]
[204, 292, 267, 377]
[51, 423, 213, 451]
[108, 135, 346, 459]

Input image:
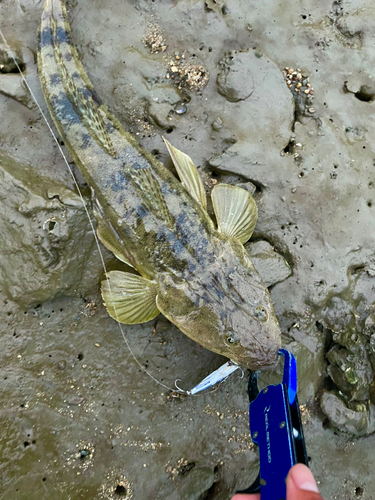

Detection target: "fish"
[37, 0, 281, 370]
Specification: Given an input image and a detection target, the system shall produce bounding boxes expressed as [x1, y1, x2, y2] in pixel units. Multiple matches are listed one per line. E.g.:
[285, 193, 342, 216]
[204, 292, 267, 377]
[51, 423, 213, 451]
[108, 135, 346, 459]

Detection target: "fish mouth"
[243, 358, 279, 371]
[237, 344, 281, 370]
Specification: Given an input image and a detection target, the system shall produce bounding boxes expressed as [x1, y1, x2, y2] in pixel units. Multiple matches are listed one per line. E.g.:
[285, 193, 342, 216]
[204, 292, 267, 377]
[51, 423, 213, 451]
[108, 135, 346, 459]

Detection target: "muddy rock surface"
[1, 0, 375, 498]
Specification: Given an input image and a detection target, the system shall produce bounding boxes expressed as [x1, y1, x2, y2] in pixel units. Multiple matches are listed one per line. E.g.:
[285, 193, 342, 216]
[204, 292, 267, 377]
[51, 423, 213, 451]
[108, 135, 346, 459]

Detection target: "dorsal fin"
[130, 168, 175, 229]
[163, 138, 207, 210]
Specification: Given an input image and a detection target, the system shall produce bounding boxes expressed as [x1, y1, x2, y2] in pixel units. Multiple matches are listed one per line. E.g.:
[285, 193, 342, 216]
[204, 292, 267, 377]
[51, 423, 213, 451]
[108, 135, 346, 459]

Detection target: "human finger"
[287, 464, 323, 500]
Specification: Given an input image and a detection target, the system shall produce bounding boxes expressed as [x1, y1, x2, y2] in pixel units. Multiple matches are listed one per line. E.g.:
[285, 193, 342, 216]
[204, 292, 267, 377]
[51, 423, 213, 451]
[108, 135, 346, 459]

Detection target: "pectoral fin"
[93, 192, 136, 268]
[211, 184, 258, 244]
[101, 271, 160, 324]
[97, 219, 135, 268]
[163, 138, 207, 210]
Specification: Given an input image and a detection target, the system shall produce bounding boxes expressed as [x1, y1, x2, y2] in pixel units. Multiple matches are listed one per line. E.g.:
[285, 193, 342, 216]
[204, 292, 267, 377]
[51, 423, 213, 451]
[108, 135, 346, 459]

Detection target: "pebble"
[246, 241, 292, 287]
[67, 396, 84, 405]
[58, 360, 67, 370]
[212, 116, 223, 130]
[95, 343, 101, 347]
[217, 51, 255, 102]
[174, 102, 187, 114]
[308, 107, 316, 113]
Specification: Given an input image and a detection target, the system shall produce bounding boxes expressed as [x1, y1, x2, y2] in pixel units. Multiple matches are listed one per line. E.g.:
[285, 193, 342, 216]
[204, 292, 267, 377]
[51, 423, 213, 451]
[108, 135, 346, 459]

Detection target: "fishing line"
[0, 27, 188, 395]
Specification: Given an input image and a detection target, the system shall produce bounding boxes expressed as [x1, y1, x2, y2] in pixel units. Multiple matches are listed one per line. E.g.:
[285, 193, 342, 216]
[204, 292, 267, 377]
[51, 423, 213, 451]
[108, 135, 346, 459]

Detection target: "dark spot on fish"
[81, 133, 91, 149]
[157, 233, 168, 244]
[137, 205, 148, 218]
[187, 262, 197, 274]
[50, 93, 64, 109]
[55, 26, 68, 44]
[108, 171, 128, 192]
[40, 27, 53, 47]
[52, 94, 80, 124]
[49, 73, 60, 86]
[196, 237, 210, 255]
[171, 238, 185, 256]
[164, 232, 189, 262]
[176, 211, 188, 229]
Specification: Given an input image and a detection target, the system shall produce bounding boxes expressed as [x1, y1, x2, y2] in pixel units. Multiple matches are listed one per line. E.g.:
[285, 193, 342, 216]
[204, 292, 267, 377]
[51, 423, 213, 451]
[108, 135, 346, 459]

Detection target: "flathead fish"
[37, 0, 281, 370]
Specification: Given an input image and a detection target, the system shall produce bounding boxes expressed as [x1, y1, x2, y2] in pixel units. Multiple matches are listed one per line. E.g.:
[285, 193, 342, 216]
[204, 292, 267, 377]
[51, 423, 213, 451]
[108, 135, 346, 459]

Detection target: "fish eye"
[225, 332, 239, 346]
[255, 307, 268, 322]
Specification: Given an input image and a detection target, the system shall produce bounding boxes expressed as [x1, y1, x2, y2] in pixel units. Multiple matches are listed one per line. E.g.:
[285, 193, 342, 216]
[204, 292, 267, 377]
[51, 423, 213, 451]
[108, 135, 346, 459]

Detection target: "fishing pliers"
[238, 348, 309, 499]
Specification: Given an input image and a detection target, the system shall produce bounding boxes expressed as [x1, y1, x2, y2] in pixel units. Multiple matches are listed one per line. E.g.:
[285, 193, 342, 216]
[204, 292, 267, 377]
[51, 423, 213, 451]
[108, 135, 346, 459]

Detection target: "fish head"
[156, 237, 281, 370]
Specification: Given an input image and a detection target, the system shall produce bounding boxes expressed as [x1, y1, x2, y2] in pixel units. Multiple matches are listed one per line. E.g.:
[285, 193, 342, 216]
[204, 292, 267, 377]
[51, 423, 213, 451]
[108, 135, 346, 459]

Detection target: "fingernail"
[299, 482, 320, 493]
[290, 464, 319, 493]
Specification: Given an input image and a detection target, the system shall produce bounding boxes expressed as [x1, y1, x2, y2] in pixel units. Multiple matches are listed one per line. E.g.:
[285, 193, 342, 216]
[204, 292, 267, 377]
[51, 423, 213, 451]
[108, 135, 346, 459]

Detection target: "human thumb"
[287, 464, 324, 500]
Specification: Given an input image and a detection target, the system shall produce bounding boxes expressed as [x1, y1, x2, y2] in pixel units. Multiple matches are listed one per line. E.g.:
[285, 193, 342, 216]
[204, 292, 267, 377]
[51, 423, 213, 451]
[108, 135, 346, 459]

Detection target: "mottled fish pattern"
[38, 0, 281, 370]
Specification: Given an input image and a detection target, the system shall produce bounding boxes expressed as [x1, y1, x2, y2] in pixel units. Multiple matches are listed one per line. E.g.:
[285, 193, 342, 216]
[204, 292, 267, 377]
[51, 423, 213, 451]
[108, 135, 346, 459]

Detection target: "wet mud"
[1, 0, 375, 498]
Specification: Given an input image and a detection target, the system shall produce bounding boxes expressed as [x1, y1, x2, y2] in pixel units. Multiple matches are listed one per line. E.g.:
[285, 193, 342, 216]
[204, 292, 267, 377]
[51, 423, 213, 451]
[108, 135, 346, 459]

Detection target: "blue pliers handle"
[238, 349, 308, 499]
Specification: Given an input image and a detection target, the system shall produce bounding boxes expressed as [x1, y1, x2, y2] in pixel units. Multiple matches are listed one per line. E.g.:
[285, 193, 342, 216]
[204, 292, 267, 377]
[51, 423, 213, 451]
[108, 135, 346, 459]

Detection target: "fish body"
[38, 0, 281, 370]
